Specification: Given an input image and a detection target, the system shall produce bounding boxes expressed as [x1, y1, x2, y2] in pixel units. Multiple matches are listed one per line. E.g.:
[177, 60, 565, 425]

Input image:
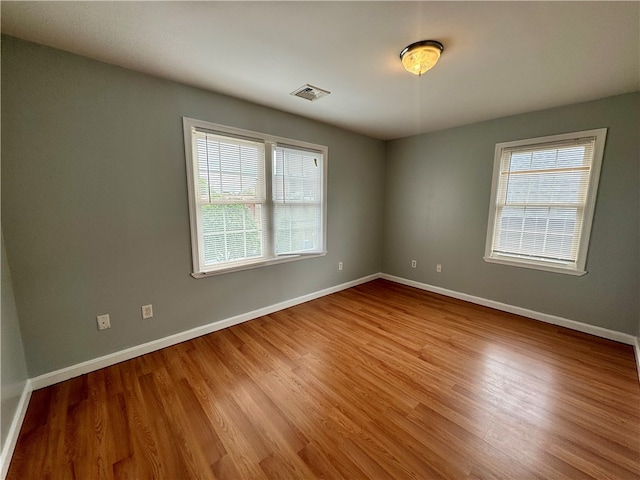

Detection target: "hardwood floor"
[8, 279, 640, 479]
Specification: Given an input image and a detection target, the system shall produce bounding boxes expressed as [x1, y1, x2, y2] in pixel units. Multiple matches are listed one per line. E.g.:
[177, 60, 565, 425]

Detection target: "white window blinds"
[193, 129, 267, 267]
[273, 145, 323, 255]
[485, 129, 606, 275]
[184, 118, 328, 276]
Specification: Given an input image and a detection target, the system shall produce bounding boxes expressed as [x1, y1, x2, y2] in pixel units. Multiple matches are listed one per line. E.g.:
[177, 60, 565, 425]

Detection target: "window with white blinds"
[194, 131, 267, 267]
[183, 118, 327, 276]
[484, 129, 607, 275]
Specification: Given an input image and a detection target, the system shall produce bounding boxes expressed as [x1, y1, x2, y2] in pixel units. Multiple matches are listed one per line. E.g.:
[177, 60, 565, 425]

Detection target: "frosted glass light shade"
[400, 40, 444, 76]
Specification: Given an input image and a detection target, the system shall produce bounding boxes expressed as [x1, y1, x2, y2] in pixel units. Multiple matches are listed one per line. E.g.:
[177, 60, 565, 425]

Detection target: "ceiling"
[2, 1, 638, 140]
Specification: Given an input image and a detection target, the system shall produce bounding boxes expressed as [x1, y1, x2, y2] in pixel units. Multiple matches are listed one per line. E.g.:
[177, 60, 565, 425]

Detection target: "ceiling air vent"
[291, 84, 331, 102]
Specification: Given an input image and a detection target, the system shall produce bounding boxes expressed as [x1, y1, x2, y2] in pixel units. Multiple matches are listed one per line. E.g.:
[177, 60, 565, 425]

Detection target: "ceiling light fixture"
[400, 40, 444, 76]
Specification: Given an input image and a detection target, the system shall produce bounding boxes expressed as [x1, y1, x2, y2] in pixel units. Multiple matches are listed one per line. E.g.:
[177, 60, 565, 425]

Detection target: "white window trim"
[183, 117, 328, 278]
[484, 128, 607, 276]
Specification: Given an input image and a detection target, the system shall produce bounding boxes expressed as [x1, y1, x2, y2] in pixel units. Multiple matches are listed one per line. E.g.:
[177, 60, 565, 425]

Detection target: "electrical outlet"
[338, 261, 343, 271]
[436, 264, 442, 273]
[96, 314, 111, 331]
[411, 260, 417, 268]
[142, 304, 153, 319]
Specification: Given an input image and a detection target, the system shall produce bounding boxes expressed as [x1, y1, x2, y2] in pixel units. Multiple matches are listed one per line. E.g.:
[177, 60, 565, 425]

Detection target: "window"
[183, 118, 327, 277]
[484, 128, 607, 276]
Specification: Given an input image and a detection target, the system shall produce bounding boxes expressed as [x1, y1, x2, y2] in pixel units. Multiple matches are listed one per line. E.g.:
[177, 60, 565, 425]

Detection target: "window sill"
[483, 255, 586, 276]
[191, 251, 327, 278]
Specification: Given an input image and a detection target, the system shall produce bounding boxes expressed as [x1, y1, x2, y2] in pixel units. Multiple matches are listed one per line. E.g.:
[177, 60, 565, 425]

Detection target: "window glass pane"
[274, 204, 321, 254]
[509, 152, 532, 172]
[195, 131, 265, 202]
[557, 146, 586, 168]
[273, 146, 323, 255]
[494, 205, 581, 262]
[203, 234, 225, 266]
[200, 204, 264, 266]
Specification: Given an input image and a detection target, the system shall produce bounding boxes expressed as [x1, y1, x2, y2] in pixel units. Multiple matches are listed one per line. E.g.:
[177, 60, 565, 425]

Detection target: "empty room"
[1, 2, 639, 479]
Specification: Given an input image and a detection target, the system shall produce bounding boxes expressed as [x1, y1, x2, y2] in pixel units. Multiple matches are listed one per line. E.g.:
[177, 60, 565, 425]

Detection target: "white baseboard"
[380, 273, 636, 346]
[29, 273, 380, 390]
[0, 380, 32, 480]
[634, 337, 640, 384]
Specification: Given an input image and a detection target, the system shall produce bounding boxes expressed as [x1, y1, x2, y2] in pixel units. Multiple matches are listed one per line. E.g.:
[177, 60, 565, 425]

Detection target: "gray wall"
[1, 36, 385, 377]
[1, 228, 28, 447]
[383, 92, 640, 335]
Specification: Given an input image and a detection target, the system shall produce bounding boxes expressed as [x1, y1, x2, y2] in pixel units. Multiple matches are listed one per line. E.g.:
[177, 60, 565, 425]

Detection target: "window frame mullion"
[264, 142, 275, 259]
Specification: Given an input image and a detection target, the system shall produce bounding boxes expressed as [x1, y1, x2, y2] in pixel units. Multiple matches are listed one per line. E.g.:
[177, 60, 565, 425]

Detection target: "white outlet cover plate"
[142, 304, 153, 319]
[97, 314, 111, 330]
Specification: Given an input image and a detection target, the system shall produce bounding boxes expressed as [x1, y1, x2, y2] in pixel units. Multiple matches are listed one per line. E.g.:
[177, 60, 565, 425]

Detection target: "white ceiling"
[2, 1, 638, 140]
